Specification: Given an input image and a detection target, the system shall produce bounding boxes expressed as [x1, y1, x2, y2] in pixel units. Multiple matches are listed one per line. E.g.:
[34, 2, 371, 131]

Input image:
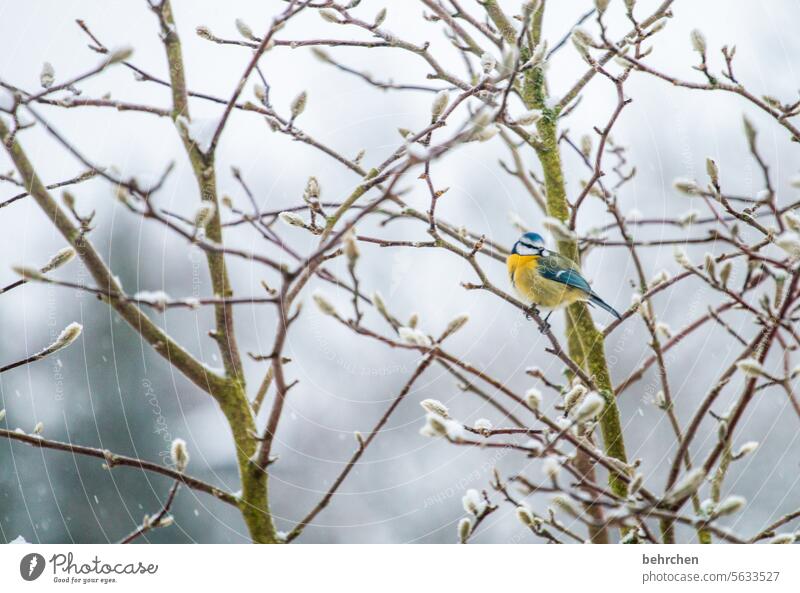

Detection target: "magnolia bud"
[40, 62, 55, 88]
[525, 388, 542, 411]
[457, 517, 472, 543]
[420, 399, 449, 418]
[571, 392, 605, 423]
[235, 18, 257, 40]
[542, 456, 561, 481]
[736, 358, 765, 378]
[480, 52, 496, 74]
[706, 158, 719, 185]
[690, 29, 706, 54]
[290, 91, 307, 119]
[107, 46, 134, 65]
[193, 202, 216, 229]
[516, 505, 534, 526]
[343, 229, 360, 264]
[461, 489, 486, 515]
[373, 8, 387, 28]
[42, 247, 76, 273]
[312, 292, 337, 316]
[715, 495, 746, 517]
[319, 9, 340, 23]
[170, 438, 189, 472]
[431, 90, 449, 120]
[664, 468, 705, 503]
[734, 441, 758, 459]
[441, 314, 469, 340]
[279, 211, 306, 228]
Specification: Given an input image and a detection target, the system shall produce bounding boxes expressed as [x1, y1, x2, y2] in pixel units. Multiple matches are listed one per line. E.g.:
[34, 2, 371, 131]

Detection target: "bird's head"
[512, 232, 546, 256]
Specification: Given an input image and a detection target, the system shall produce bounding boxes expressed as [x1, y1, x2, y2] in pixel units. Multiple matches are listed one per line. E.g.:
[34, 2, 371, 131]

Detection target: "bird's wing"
[537, 253, 593, 295]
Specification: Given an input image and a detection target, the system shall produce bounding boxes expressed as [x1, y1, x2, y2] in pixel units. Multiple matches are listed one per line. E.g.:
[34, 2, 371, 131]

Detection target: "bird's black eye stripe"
[520, 242, 536, 249]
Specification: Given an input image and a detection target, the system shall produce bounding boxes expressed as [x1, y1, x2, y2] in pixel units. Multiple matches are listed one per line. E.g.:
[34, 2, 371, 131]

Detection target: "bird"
[507, 231, 621, 328]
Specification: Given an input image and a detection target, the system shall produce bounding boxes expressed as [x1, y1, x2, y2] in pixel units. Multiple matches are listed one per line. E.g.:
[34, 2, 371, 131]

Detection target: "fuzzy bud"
[719, 261, 732, 287]
[715, 495, 746, 517]
[290, 91, 307, 119]
[703, 253, 716, 281]
[736, 358, 765, 378]
[629, 473, 644, 496]
[253, 83, 266, 104]
[775, 232, 800, 258]
[399, 326, 432, 347]
[655, 390, 667, 410]
[193, 202, 216, 229]
[781, 211, 800, 232]
[734, 440, 758, 459]
[673, 246, 692, 268]
[461, 489, 486, 515]
[235, 18, 257, 40]
[420, 398, 449, 418]
[312, 292, 337, 316]
[542, 456, 561, 481]
[373, 8, 387, 28]
[156, 515, 174, 528]
[515, 109, 542, 126]
[690, 29, 706, 54]
[471, 125, 498, 142]
[480, 52, 496, 74]
[516, 505, 534, 526]
[431, 90, 449, 120]
[742, 115, 757, 147]
[664, 468, 705, 504]
[170, 438, 190, 472]
[40, 62, 55, 88]
[525, 388, 542, 411]
[551, 495, 580, 518]
[705, 158, 719, 185]
[279, 211, 306, 228]
[440, 314, 469, 341]
[562, 384, 587, 412]
[44, 322, 83, 355]
[571, 391, 605, 423]
[107, 47, 134, 65]
[457, 517, 472, 543]
[343, 229, 360, 264]
[12, 265, 45, 281]
[673, 178, 700, 195]
[319, 9, 340, 23]
[41, 247, 76, 273]
[473, 418, 492, 433]
[196, 26, 213, 40]
[372, 291, 389, 318]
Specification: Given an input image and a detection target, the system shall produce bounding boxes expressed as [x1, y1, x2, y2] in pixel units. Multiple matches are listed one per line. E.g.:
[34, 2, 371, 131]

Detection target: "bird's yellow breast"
[507, 253, 585, 309]
[507, 253, 537, 284]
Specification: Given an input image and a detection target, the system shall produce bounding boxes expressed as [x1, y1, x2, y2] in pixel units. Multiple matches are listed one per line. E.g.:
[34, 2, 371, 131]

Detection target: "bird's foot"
[538, 311, 553, 333]
[524, 304, 539, 322]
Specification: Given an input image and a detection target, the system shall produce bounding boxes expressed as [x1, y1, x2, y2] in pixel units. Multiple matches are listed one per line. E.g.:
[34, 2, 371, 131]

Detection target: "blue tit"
[507, 231, 621, 322]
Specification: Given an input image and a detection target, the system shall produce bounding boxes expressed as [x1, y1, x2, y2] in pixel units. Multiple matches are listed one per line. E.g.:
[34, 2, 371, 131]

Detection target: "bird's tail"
[588, 293, 621, 320]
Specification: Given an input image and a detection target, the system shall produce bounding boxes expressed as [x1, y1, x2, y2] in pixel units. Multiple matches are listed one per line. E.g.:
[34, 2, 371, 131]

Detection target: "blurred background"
[0, 0, 798, 543]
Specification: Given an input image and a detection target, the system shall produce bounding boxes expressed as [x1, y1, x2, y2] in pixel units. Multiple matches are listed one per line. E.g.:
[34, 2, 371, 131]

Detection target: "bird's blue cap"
[512, 231, 545, 255]
[520, 232, 545, 245]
